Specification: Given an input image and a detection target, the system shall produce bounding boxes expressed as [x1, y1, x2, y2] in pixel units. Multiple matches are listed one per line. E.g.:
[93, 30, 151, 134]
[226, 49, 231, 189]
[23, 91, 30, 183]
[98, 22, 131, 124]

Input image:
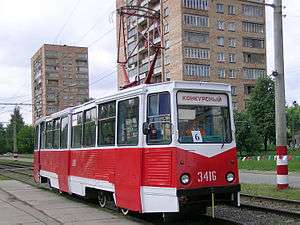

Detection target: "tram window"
[45, 121, 53, 149]
[98, 101, 116, 146]
[72, 112, 83, 148]
[34, 125, 39, 149]
[117, 97, 139, 146]
[83, 108, 97, 147]
[40, 122, 45, 149]
[147, 92, 171, 145]
[60, 116, 68, 149]
[53, 119, 60, 149]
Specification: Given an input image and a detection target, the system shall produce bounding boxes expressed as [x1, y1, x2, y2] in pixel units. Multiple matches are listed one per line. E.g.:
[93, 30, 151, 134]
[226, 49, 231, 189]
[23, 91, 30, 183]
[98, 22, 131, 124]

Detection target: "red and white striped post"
[276, 146, 288, 189]
[274, 0, 288, 189]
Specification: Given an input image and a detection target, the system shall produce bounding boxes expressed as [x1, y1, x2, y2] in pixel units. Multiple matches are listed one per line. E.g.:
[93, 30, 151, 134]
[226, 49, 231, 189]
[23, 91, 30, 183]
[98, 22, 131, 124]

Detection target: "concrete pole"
[13, 119, 17, 158]
[274, 0, 288, 189]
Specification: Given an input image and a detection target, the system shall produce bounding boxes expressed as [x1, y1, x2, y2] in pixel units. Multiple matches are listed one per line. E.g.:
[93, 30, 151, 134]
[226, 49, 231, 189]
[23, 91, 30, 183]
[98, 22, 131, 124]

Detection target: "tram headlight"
[180, 173, 190, 185]
[226, 172, 235, 183]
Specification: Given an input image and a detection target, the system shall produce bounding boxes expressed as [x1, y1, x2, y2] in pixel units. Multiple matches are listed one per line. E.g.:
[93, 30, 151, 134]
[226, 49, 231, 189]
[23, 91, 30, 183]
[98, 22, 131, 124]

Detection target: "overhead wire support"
[117, 4, 163, 89]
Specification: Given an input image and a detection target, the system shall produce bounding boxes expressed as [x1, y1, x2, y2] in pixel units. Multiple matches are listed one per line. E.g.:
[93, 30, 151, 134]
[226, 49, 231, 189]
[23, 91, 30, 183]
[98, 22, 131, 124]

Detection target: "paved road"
[239, 170, 300, 188]
[0, 180, 141, 225]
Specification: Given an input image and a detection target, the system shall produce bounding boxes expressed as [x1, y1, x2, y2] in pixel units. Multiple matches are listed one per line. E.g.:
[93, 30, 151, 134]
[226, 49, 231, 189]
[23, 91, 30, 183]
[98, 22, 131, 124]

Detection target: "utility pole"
[273, 0, 288, 189]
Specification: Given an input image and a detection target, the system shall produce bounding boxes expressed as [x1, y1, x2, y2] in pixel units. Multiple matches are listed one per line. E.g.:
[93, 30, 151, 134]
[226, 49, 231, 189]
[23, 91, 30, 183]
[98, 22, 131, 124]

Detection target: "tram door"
[114, 97, 143, 212]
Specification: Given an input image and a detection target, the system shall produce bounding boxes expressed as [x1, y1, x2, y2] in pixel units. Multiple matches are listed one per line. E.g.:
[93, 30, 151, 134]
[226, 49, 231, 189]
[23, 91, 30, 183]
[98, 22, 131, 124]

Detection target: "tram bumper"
[177, 184, 241, 207]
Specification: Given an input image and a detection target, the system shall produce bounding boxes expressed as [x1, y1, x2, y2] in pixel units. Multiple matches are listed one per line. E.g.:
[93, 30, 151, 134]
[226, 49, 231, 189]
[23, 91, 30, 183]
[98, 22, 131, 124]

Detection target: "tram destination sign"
[177, 92, 228, 107]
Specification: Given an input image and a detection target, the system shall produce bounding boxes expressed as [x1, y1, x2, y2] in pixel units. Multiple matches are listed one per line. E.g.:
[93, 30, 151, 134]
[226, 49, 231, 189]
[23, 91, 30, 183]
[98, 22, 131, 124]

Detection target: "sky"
[0, 0, 299, 124]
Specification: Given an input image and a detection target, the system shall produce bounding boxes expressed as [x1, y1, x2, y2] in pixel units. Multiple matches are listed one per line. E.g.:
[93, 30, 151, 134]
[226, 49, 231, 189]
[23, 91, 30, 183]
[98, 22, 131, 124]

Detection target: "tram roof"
[35, 81, 231, 125]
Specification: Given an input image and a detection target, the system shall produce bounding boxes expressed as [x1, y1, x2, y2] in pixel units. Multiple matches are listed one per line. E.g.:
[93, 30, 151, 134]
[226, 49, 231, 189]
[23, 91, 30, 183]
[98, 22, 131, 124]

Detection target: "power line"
[53, 0, 82, 44]
[76, 4, 115, 44]
[88, 27, 115, 47]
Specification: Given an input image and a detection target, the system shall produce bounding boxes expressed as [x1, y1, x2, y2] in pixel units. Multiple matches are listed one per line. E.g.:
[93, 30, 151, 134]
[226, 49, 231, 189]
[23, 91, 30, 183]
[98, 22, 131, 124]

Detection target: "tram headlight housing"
[180, 173, 190, 185]
[226, 172, 235, 183]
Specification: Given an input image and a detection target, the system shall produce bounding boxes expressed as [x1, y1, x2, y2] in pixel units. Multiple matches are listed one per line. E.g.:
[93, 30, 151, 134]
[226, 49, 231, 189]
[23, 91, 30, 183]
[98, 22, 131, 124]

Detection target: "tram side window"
[53, 119, 60, 149]
[34, 125, 39, 149]
[83, 108, 97, 147]
[45, 121, 53, 149]
[98, 101, 116, 146]
[72, 112, 83, 148]
[117, 97, 139, 146]
[147, 92, 171, 145]
[40, 122, 45, 149]
[60, 116, 68, 149]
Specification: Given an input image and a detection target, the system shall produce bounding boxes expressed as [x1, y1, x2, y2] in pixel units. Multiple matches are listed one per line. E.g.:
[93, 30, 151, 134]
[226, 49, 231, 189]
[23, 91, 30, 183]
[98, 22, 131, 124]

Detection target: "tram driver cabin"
[33, 81, 240, 214]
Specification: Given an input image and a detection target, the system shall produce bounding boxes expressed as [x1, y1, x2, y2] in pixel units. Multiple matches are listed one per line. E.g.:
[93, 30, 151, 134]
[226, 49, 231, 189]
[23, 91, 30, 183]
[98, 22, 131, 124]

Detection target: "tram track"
[0, 161, 299, 224]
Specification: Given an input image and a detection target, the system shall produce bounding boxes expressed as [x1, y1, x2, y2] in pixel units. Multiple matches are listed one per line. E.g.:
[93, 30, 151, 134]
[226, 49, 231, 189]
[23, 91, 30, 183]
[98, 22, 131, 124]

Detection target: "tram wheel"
[121, 208, 129, 215]
[97, 191, 107, 208]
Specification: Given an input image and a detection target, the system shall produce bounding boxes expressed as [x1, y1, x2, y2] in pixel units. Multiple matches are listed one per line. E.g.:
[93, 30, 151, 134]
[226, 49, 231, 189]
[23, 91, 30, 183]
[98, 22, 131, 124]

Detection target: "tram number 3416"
[197, 171, 217, 182]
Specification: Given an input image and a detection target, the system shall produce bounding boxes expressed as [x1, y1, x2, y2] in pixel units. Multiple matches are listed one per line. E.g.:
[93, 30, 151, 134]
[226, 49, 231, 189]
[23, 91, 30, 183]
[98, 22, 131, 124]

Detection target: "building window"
[218, 68, 226, 79]
[229, 53, 236, 63]
[83, 108, 97, 147]
[165, 39, 170, 49]
[184, 47, 210, 59]
[217, 20, 225, 30]
[228, 38, 236, 48]
[228, 5, 236, 15]
[98, 101, 116, 146]
[244, 85, 255, 95]
[184, 31, 209, 43]
[217, 36, 224, 46]
[184, 64, 210, 77]
[165, 71, 171, 81]
[243, 52, 265, 64]
[243, 21, 264, 33]
[232, 102, 238, 111]
[231, 86, 237, 96]
[228, 22, 236, 32]
[164, 55, 171, 65]
[242, 4, 264, 17]
[217, 52, 225, 62]
[164, 23, 170, 33]
[183, 14, 209, 28]
[117, 97, 139, 146]
[244, 68, 265, 79]
[164, 7, 170, 17]
[229, 69, 236, 79]
[216, 3, 224, 13]
[183, 0, 209, 11]
[243, 37, 264, 48]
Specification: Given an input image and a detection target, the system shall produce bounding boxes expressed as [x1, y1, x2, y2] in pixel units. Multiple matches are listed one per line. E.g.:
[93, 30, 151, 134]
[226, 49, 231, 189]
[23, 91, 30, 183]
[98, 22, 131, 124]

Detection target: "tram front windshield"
[177, 92, 232, 144]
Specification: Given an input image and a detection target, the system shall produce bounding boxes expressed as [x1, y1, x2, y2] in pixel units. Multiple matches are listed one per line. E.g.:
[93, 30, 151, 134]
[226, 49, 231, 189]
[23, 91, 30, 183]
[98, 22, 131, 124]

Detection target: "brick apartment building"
[116, 0, 266, 111]
[31, 44, 89, 123]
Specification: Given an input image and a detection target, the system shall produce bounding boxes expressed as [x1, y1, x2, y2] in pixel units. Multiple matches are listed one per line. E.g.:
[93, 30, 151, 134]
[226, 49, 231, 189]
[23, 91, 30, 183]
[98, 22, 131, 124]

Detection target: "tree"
[17, 125, 35, 154]
[6, 107, 25, 152]
[235, 112, 263, 156]
[246, 76, 276, 152]
[286, 102, 300, 146]
[0, 123, 8, 154]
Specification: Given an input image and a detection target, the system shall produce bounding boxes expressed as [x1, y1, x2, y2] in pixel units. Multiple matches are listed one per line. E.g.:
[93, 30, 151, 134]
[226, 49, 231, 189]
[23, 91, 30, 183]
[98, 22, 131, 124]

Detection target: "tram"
[33, 81, 240, 214]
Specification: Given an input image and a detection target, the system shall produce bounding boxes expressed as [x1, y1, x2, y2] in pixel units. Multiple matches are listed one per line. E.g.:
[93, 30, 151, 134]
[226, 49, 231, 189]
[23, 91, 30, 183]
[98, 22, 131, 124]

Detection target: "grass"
[0, 175, 9, 180]
[241, 183, 300, 201]
[239, 160, 300, 172]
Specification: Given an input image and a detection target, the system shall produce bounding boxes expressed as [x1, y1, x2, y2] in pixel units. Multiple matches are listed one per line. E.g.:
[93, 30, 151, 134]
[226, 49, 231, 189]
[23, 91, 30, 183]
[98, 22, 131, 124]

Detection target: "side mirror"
[143, 122, 149, 135]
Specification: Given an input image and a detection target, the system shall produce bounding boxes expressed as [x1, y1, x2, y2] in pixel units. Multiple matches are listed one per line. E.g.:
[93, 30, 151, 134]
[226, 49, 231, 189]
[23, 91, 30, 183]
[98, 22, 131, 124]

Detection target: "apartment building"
[116, 0, 266, 111]
[31, 44, 89, 123]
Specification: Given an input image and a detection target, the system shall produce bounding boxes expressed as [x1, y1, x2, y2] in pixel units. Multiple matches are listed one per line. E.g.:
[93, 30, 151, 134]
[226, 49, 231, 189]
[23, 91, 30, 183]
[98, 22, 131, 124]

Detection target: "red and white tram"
[33, 81, 240, 214]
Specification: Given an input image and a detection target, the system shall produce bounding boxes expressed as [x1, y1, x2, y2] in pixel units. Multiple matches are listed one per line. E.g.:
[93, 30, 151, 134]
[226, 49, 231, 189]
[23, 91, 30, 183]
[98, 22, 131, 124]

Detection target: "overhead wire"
[53, 0, 82, 44]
